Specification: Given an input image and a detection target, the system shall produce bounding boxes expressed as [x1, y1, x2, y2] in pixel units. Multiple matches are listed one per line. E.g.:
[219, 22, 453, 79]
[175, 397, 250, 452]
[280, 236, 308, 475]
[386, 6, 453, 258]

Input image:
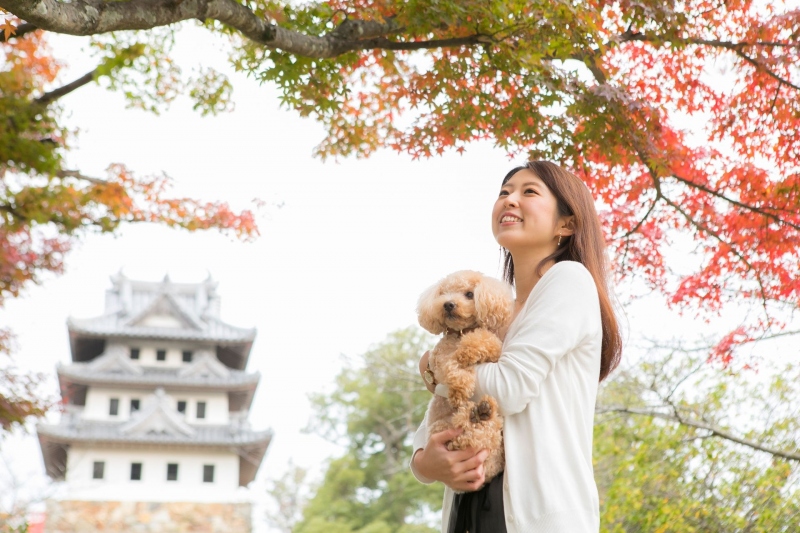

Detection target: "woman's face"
[492, 169, 564, 253]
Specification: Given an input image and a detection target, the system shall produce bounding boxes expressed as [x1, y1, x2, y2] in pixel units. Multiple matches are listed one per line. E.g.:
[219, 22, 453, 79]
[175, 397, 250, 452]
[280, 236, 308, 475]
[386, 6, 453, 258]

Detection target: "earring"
[557, 234, 562, 246]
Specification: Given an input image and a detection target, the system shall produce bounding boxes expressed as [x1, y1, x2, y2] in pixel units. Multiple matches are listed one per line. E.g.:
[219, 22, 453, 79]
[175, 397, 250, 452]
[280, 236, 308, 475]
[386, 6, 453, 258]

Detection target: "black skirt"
[447, 471, 507, 533]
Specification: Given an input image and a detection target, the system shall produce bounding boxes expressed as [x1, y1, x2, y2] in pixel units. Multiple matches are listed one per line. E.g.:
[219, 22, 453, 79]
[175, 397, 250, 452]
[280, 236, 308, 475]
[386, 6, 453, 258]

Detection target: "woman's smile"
[499, 212, 523, 225]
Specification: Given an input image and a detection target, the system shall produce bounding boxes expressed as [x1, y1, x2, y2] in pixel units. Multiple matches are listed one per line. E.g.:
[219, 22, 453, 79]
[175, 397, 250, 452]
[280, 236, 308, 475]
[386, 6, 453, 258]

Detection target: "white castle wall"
[83, 388, 229, 424]
[120, 341, 209, 369]
[63, 447, 242, 503]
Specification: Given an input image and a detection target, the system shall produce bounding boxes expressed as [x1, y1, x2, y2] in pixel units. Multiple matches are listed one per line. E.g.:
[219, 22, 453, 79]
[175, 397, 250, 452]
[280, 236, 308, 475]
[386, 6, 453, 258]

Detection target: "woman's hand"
[413, 428, 489, 492]
[419, 350, 435, 394]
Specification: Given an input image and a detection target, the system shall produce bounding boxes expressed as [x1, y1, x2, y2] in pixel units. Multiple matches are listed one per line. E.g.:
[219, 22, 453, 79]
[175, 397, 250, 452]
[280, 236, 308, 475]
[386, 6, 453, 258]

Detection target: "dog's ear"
[417, 281, 446, 334]
[474, 276, 514, 332]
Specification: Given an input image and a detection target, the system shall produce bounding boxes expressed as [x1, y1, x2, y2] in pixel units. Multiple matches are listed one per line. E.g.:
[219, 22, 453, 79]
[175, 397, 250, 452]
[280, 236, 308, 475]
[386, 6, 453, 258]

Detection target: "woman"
[411, 161, 622, 533]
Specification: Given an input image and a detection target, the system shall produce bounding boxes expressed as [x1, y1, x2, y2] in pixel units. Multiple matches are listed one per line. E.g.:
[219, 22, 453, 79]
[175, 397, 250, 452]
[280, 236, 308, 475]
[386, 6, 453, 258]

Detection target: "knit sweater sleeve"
[474, 261, 600, 416]
[409, 410, 435, 484]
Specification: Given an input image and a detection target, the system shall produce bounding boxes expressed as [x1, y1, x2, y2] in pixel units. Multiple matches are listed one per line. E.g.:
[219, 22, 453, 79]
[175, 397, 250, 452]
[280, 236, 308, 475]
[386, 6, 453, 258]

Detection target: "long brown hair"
[501, 161, 622, 382]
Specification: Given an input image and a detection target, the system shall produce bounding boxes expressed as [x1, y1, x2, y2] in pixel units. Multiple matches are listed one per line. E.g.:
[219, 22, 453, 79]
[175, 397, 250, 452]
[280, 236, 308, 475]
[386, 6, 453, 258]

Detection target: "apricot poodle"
[417, 270, 514, 488]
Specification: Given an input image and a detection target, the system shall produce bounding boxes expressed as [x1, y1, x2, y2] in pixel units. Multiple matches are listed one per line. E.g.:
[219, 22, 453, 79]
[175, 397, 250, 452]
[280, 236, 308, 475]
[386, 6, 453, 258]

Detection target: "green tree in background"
[289, 328, 800, 531]
[266, 461, 315, 533]
[296, 327, 441, 533]
[595, 344, 800, 532]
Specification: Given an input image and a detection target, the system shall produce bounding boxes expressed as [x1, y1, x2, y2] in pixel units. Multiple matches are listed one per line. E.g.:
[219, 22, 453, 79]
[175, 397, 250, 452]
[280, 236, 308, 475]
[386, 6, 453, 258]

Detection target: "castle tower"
[37, 273, 271, 532]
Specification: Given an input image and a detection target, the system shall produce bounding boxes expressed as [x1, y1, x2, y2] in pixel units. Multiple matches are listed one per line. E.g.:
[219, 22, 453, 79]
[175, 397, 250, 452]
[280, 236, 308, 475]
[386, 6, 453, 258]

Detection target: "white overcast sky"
[1, 22, 795, 530]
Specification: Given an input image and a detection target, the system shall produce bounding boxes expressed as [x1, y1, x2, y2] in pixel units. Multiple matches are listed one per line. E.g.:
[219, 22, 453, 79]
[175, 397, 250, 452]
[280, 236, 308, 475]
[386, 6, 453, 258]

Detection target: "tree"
[295, 326, 799, 531]
[0, 15, 258, 430]
[2, 1, 799, 361]
[265, 461, 314, 533]
[595, 343, 800, 532]
[0, 449, 54, 532]
[295, 327, 441, 533]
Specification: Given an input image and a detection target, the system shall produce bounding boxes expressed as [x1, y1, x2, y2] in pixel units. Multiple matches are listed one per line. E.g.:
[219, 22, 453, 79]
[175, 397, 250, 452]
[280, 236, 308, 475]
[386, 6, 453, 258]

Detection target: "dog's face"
[417, 271, 514, 335]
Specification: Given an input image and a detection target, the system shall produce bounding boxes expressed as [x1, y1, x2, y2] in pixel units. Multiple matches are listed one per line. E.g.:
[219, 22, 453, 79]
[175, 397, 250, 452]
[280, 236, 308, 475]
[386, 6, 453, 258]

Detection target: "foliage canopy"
[3, 1, 798, 361]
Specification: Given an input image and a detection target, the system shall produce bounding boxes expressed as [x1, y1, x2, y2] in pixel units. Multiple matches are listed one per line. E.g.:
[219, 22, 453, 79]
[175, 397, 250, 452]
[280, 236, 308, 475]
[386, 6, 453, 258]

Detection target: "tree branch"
[661, 194, 772, 314]
[36, 68, 99, 105]
[618, 194, 661, 240]
[616, 31, 800, 92]
[733, 49, 800, 92]
[0, 202, 25, 221]
[357, 34, 491, 51]
[55, 170, 106, 185]
[617, 31, 800, 52]
[669, 173, 800, 232]
[2, 0, 408, 58]
[596, 404, 800, 462]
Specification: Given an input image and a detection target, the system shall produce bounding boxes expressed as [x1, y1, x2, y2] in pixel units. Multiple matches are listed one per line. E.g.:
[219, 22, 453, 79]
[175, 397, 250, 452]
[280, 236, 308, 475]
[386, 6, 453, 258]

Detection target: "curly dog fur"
[417, 270, 514, 490]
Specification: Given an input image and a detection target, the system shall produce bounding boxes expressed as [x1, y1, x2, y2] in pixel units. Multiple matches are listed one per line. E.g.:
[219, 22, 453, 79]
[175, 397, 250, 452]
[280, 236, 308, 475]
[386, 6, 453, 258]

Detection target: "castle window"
[196, 402, 206, 419]
[182, 350, 193, 363]
[130, 463, 142, 481]
[109, 398, 119, 416]
[130, 348, 140, 360]
[130, 399, 140, 413]
[156, 349, 167, 361]
[203, 465, 215, 483]
[92, 461, 105, 480]
[167, 463, 178, 481]
[177, 401, 187, 414]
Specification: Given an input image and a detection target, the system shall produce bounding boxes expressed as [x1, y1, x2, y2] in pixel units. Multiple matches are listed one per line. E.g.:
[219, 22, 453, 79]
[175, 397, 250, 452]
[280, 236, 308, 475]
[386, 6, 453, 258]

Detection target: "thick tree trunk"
[2, 0, 402, 58]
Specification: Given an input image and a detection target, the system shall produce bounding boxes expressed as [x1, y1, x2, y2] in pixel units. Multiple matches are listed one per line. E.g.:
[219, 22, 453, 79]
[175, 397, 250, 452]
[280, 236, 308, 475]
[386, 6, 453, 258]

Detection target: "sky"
[1, 20, 796, 531]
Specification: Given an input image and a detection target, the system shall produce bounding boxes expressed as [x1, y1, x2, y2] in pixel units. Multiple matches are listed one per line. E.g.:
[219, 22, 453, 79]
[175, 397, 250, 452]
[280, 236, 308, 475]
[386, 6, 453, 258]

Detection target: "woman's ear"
[558, 215, 576, 237]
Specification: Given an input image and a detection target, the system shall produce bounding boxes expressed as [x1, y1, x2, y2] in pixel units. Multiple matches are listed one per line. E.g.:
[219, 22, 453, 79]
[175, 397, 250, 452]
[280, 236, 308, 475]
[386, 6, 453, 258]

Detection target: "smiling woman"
[411, 160, 622, 533]
[497, 161, 621, 382]
[493, 166, 575, 275]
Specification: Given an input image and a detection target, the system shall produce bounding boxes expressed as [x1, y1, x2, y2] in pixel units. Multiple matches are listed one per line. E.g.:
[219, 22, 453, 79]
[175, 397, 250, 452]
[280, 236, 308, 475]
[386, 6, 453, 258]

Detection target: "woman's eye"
[498, 190, 509, 197]
[465, 291, 474, 299]
[525, 188, 537, 194]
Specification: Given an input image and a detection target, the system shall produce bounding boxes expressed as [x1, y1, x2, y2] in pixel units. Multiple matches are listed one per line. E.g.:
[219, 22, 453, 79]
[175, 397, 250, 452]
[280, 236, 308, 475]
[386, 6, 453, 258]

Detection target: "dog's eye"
[465, 291, 474, 299]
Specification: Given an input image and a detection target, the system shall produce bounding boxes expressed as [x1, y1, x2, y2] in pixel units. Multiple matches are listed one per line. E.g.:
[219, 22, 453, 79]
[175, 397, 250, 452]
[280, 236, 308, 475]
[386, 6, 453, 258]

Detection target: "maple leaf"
[1, 20, 15, 41]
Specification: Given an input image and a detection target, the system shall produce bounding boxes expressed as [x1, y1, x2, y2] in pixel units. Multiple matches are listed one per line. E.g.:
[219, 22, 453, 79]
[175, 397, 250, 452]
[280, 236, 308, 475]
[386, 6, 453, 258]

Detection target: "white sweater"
[411, 261, 603, 533]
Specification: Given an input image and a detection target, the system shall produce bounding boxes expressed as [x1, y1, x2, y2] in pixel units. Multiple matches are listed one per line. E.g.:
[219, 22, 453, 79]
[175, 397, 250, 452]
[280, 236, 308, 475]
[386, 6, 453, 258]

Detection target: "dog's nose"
[444, 302, 455, 312]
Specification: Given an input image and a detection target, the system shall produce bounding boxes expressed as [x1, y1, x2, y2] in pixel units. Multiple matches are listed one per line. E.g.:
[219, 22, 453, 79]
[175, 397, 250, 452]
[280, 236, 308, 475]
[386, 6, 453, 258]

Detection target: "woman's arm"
[474, 262, 601, 416]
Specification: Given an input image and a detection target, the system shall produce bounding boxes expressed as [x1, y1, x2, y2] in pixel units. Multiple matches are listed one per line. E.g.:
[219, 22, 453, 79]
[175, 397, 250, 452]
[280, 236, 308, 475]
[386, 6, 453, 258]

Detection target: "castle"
[37, 273, 271, 531]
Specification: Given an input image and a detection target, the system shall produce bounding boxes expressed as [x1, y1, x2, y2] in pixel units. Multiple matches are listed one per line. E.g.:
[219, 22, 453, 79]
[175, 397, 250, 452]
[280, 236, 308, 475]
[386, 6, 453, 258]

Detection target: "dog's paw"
[470, 400, 493, 424]
[476, 399, 493, 421]
[469, 405, 480, 424]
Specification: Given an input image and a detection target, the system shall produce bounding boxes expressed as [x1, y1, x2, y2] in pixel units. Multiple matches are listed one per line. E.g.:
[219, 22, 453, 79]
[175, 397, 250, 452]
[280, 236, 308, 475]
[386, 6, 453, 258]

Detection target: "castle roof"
[67, 273, 256, 369]
[57, 348, 260, 411]
[58, 347, 259, 388]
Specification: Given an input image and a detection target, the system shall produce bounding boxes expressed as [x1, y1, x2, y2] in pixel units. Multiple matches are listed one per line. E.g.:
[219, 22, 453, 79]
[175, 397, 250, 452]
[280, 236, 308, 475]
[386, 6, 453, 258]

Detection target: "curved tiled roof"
[38, 420, 272, 447]
[67, 314, 256, 343]
[67, 276, 256, 367]
[57, 363, 260, 390]
[38, 420, 272, 485]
